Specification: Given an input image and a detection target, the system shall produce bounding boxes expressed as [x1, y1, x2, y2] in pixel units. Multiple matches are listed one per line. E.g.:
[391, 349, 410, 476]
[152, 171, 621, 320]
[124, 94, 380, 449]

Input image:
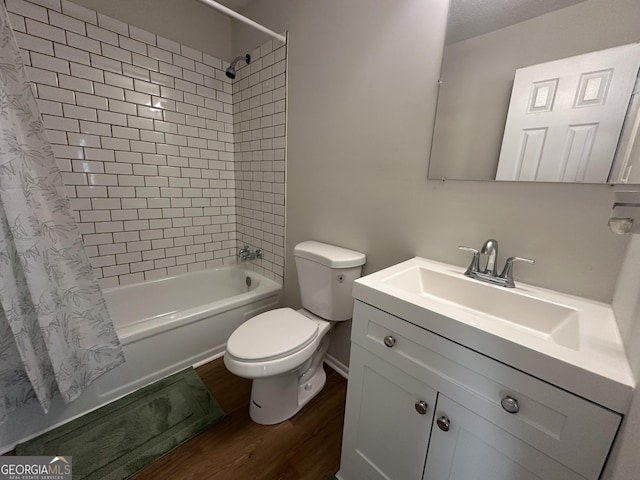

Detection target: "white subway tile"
[90, 112, 124, 132]
[38, 84, 75, 104]
[159, 61, 181, 79]
[80, 119, 111, 136]
[70, 62, 103, 82]
[37, 98, 63, 115]
[183, 69, 203, 86]
[128, 25, 155, 45]
[108, 98, 136, 115]
[88, 174, 118, 186]
[61, 0, 96, 24]
[86, 23, 118, 46]
[15, 31, 53, 55]
[140, 130, 164, 144]
[102, 43, 131, 64]
[72, 158, 103, 172]
[173, 54, 195, 71]
[43, 114, 79, 132]
[112, 125, 139, 140]
[115, 151, 142, 164]
[119, 35, 146, 56]
[6, 0, 48, 22]
[108, 186, 136, 198]
[25, 19, 66, 44]
[130, 140, 156, 153]
[62, 104, 98, 122]
[94, 82, 124, 100]
[122, 63, 149, 81]
[30, 51, 70, 74]
[101, 137, 130, 151]
[124, 89, 151, 106]
[202, 53, 222, 69]
[136, 105, 163, 120]
[127, 115, 153, 130]
[104, 71, 133, 89]
[76, 92, 108, 110]
[97, 13, 128, 36]
[156, 35, 180, 54]
[85, 148, 115, 161]
[132, 52, 158, 72]
[91, 53, 122, 74]
[133, 79, 160, 96]
[49, 11, 85, 35]
[55, 43, 90, 65]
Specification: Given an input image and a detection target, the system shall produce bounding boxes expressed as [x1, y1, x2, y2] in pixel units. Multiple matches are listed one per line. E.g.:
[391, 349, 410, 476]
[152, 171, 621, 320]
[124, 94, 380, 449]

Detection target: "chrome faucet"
[238, 245, 263, 262]
[458, 239, 534, 288]
[480, 238, 499, 275]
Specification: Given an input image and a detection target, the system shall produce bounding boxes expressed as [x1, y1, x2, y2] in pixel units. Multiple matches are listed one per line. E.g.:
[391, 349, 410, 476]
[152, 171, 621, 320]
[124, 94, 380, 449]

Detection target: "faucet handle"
[499, 256, 535, 287]
[458, 246, 480, 276]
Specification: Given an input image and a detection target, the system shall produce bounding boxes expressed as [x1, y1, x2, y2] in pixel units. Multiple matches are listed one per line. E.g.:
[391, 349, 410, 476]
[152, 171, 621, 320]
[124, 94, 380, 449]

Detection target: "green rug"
[16, 367, 225, 480]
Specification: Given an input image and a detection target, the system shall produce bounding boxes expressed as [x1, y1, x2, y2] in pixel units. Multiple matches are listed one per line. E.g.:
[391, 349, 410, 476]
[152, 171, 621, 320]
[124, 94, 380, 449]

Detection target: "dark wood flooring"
[131, 358, 347, 480]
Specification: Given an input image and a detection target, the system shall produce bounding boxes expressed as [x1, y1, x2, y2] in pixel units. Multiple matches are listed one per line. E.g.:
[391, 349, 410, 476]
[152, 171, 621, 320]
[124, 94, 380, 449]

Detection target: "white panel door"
[496, 43, 640, 182]
[422, 394, 585, 480]
[339, 345, 437, 480]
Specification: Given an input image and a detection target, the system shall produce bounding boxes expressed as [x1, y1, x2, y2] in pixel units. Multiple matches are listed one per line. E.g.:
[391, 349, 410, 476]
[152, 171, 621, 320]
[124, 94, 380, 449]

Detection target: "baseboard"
[324, 354, 349, 379]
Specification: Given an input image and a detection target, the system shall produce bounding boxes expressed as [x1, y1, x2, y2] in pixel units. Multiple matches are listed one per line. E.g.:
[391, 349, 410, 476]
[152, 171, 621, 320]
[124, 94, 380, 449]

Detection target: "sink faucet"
[480, 238, 499, 275]
[458, 239, 534, 288]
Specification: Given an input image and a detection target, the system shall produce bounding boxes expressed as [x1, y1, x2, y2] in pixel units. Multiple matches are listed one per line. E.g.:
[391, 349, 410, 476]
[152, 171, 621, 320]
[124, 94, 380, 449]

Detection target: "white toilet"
[224, 241, 366, 425]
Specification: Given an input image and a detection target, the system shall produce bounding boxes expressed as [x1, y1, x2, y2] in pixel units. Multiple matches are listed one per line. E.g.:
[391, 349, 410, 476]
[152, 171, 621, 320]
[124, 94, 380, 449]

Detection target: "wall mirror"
[429, 0, 640, 184]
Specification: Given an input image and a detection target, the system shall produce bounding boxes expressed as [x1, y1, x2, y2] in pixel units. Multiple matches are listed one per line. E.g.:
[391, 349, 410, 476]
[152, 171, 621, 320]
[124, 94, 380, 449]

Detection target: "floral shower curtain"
[0, 4, 124, 423]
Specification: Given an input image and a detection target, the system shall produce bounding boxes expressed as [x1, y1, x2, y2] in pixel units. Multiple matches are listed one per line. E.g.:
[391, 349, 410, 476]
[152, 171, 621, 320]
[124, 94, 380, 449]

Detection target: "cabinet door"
[339, 344, 437, 480]
[423, 394, 585, 480]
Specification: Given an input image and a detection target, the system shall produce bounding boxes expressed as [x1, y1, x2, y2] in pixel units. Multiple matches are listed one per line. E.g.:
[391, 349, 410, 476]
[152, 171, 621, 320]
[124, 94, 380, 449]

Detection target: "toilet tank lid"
[294, 241, 366, 268]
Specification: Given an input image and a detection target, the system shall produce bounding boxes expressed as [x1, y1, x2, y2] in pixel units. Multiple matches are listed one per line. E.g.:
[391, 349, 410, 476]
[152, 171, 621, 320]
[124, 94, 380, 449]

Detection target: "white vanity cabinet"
[338, 301, 622, 480]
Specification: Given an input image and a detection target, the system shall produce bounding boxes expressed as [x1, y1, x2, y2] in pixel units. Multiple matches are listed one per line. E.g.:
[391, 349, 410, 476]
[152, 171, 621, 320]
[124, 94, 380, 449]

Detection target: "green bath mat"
[16, 367, 225, 479]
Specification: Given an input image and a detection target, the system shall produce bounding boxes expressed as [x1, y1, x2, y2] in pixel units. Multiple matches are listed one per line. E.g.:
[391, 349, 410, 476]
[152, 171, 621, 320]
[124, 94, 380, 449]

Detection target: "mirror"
[429, 0, 640, 183]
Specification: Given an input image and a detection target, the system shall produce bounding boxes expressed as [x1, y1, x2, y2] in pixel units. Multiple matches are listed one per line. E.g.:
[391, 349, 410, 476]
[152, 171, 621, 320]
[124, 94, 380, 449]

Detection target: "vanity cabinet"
[338, 301, 622, 480]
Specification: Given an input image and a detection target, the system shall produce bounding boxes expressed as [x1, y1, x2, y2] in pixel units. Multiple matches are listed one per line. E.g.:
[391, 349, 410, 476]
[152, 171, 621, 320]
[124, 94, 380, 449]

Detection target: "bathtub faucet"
[239, 245, 263, 262]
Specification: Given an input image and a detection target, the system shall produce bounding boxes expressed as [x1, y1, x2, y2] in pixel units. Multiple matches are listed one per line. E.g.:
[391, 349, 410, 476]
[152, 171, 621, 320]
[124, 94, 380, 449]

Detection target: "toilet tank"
[294, 241, 366, 321]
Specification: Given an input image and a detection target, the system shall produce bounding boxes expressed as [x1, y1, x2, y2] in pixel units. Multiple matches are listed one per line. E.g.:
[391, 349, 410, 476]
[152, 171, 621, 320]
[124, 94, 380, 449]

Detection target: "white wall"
[232, 0, 629, 365]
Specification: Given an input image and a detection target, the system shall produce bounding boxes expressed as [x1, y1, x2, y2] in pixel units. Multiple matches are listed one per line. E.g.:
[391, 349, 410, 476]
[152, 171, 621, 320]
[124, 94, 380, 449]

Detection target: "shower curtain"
[0, 4, 124, 423]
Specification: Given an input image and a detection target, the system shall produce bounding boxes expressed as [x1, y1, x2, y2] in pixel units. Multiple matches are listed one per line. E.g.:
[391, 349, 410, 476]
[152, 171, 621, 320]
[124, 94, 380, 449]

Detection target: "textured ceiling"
[447, 0, 588, 44]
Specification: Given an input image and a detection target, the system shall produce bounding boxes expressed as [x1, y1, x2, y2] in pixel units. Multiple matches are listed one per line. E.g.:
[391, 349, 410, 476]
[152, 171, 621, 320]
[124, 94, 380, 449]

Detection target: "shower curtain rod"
[197, 0, 286, 44]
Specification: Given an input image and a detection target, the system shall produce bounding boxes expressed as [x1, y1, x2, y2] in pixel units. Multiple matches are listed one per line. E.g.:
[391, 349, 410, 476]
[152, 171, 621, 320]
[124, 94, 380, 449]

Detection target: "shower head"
[225, 54, 251, 79]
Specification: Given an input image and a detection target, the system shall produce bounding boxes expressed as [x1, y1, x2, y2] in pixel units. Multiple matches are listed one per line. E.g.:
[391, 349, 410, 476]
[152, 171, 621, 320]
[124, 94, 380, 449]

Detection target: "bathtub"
[1, 266, 281, 453]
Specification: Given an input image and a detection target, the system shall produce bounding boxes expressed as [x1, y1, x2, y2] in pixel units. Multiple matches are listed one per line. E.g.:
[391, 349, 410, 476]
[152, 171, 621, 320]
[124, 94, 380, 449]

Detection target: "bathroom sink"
[381, 264, 580, 349]
[352, 257, 634, 414]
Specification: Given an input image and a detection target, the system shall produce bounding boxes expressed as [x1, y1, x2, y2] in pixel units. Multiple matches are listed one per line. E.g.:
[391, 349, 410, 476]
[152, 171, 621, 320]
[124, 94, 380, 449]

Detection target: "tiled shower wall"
[233, 41, 286, 283]
[6, 0, 286, 286]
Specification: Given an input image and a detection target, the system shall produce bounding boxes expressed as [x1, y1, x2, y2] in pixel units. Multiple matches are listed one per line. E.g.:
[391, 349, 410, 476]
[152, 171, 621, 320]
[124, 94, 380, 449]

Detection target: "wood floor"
[130, 357, 347, 480]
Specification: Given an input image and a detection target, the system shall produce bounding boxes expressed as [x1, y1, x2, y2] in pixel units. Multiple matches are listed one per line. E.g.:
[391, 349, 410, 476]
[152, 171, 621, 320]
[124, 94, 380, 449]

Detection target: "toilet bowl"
[224, 241, 366, 425]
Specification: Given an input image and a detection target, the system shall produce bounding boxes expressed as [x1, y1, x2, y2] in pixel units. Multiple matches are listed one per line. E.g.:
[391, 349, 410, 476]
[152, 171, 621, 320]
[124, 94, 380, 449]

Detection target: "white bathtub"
[1, 266, 281, 453]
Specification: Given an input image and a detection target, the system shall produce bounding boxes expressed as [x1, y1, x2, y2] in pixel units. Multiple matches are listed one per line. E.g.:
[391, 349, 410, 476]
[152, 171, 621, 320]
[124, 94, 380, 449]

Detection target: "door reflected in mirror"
[428, 0, 640, 184]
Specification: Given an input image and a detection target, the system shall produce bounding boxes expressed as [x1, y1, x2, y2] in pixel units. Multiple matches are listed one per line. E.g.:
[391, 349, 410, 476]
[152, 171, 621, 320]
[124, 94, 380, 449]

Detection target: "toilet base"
[249, 336, 330, 425]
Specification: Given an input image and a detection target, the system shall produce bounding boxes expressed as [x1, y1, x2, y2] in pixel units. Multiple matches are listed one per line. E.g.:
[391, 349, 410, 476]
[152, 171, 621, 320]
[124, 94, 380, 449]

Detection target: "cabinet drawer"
[351, 301, 621, 480]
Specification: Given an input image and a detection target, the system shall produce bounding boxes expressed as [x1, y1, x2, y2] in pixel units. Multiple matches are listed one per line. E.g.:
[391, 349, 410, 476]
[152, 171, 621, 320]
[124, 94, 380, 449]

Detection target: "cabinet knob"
[436, 416, 450, 431]
[414, 400, 428, 415]
[383, 335, 396, 348]
[501, 395, 519, 414]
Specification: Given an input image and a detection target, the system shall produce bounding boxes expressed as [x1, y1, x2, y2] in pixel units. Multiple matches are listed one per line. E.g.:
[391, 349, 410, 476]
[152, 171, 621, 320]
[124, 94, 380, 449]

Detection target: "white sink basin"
[382, 264, 580, 349]
[352, 257, 633, 414]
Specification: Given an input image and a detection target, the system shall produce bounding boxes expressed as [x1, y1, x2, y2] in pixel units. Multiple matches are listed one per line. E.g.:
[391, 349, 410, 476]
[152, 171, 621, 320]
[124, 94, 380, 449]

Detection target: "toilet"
[224, 241, 366, 425]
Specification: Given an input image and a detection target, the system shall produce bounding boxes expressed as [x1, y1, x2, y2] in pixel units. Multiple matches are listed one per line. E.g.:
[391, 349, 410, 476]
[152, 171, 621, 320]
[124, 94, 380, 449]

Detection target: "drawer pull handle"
[414, 400, 428, 415]
[436, 416, 450, 432]
[383, 335, 396, 348]
[501, 396, 519, 414]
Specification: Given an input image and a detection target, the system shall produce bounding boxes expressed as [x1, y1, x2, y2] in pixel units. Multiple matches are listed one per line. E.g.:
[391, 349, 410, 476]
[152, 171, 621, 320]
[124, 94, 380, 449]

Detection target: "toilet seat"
[226, 308, 319, 362]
